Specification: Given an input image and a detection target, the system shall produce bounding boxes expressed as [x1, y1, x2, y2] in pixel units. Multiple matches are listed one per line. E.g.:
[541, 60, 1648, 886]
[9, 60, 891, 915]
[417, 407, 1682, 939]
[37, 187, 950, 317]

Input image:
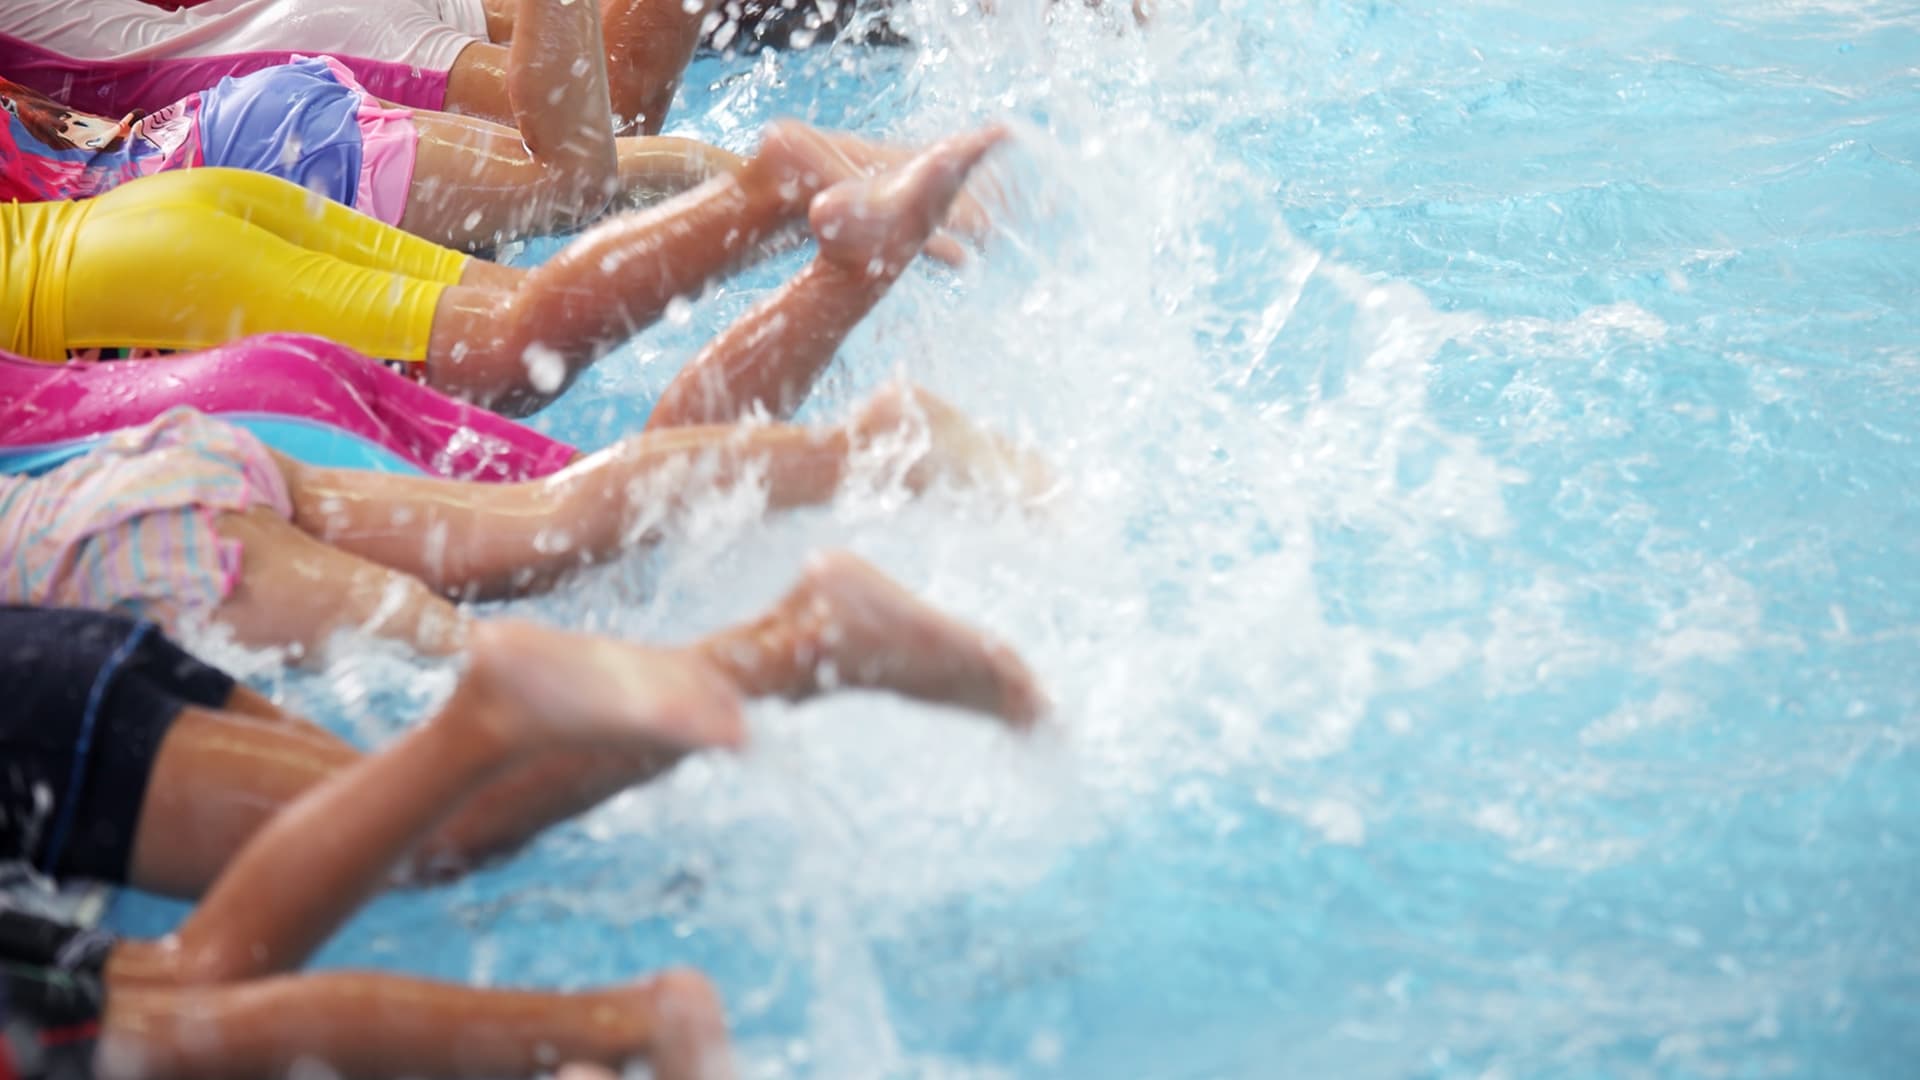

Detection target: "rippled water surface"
[117, 1, 1920, 1075]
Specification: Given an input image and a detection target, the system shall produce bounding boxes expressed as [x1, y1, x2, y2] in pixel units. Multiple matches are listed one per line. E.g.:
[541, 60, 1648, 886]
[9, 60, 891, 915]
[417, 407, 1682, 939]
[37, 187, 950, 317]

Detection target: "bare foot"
[852, 382, 1057, 504]
[750, 119, 873, 211]
[821, 129, 1002, 242]
[776, 550, 1047, 728]
[808, 125, 1010, 274]
[567, 969, 732, 1080]
[467, 619, 747, 753]
[636, 969, 734, 1080]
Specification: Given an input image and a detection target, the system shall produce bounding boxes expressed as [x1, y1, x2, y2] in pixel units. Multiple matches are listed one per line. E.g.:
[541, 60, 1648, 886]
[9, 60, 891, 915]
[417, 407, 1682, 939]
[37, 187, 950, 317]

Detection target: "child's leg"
[441, 39, 519, 122]
[232, 550, 1036, 888]
[821, 130, 1012, 237]
[686, 549, 1047, 725]
[406, 556, 1043, 870]
[123, 546, 1039, 896]
[125, 705, 361, 899]
[219, 684, 291, 722]
[121, 694, 658, 902]
[208, 506, 471, 660]
[273, 383, 1043, 602]
[598, 0, 716, 133]
[421, 120, 875, 411]
[280, 424, 855, 599]
[112, 620, 742, 987]
[64, 130, 991, 409]
[480, 0, 521, 40]
[612, 135, 747, 200]
[405, 0, 619, 247]
[406, 112, 745, 246]
[202, 381, 1045, 655]
[408, 101, 975, 245]
[459, 0, 713, 134]
[647, 125, 1008, 427]
[504, 0, 618, 180]
[101, 966, 730, 1080]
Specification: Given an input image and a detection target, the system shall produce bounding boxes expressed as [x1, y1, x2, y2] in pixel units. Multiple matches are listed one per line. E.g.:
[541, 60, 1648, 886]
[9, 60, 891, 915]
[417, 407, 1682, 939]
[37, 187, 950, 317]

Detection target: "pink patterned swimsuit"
[0, 409, 293, 631]
[1, 55, 418, 224]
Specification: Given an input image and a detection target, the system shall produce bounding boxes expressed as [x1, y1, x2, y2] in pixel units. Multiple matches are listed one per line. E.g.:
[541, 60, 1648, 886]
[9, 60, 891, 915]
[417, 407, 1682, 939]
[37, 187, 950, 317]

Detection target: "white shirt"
[0, 0, 489, 73]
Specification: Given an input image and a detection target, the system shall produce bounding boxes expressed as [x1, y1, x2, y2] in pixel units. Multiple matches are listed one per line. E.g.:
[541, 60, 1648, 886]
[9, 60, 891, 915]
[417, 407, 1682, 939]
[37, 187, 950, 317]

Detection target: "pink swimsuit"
[0, 335, 581, 484]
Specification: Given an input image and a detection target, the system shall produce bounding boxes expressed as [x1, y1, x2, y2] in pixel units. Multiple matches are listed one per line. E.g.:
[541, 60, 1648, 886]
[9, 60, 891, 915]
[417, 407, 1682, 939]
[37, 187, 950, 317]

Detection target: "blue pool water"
[116, 0, 1920, 1075]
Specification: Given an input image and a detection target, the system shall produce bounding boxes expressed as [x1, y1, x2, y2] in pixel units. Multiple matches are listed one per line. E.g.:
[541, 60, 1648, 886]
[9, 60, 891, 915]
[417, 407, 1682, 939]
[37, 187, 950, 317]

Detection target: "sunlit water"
[113, 1, 1920, 1075]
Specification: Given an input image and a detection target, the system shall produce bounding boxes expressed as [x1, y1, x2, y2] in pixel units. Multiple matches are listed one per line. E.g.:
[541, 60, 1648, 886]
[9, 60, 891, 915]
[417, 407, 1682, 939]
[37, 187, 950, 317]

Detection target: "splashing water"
[116, 0, 1920, 1075]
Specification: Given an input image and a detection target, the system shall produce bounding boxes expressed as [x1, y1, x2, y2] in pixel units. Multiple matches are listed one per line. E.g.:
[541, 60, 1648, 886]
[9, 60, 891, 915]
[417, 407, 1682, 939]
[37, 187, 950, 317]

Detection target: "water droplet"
[522, 343, 567, 394]
[1027, 1031, 1063, 1065]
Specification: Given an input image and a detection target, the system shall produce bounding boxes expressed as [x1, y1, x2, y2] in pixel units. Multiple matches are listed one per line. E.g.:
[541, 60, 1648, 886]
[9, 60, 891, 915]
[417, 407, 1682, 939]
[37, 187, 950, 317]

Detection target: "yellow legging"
[5, 169, 471, 364]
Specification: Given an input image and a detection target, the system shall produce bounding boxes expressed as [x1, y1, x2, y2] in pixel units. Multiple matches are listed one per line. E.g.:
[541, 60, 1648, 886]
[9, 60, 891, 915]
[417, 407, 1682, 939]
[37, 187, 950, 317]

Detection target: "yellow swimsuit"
[2, 168, 471, 364]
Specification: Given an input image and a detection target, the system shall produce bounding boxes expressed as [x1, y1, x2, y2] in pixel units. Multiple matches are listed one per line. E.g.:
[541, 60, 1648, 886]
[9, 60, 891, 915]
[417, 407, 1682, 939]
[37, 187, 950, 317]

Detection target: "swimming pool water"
[116, 1, 1920, 1075]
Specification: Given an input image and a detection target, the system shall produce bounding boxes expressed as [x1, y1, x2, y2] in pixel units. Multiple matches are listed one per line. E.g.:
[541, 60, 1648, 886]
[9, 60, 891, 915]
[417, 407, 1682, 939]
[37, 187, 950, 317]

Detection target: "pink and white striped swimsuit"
[0, 409, 293, 630]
